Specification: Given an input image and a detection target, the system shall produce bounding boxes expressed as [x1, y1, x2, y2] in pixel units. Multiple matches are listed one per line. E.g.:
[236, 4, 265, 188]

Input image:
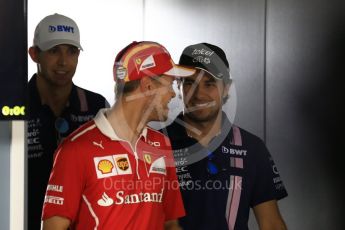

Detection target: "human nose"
[57, 51, 67, 66]
[193, 85, 206, 99]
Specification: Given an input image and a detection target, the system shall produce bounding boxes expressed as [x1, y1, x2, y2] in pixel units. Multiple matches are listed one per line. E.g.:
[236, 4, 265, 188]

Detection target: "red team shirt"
[42, 109, 185, 230]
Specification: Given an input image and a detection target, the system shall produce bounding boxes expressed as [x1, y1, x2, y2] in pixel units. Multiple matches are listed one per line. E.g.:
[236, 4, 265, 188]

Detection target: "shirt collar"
[176, 111, 232, 132]
[28, 74, 79, 110]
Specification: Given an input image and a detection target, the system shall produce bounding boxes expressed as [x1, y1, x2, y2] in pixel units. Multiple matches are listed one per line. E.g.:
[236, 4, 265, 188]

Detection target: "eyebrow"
[183, 76, 215, 83]
[205, 78, 216, 83]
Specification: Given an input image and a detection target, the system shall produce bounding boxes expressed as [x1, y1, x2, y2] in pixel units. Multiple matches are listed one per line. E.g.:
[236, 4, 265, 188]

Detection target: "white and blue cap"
[33, 13, 83, 51]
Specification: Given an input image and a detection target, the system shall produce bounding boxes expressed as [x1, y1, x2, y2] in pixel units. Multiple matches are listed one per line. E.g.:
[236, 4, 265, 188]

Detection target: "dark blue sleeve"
[250, 140, 288, 207]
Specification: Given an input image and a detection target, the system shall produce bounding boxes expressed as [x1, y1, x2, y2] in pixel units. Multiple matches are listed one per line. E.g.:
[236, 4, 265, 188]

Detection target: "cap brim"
[164, 65, 195, 78]
[195, 67, 232, 80]
[195, 67, 221, 80]
[38, 39, 83, 51]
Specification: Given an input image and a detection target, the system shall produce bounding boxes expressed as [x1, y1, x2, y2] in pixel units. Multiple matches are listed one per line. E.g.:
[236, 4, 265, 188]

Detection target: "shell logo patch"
[94, 154, 132, 178]
[98, 159, 114, 174]
[94, 156, 117, 179]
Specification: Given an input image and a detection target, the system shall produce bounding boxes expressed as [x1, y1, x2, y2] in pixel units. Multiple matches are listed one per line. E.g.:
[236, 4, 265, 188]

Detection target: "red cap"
[113, 41, 195, 82]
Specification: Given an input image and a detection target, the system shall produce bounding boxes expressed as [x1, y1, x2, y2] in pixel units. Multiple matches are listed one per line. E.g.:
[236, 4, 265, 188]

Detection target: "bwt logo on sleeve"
[49, 25, 75, 33]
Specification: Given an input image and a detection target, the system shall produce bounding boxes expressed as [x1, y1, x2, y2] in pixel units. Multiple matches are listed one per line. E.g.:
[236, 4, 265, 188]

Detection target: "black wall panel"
[266, 0, 344, 228]
[0, 0, 27, 120]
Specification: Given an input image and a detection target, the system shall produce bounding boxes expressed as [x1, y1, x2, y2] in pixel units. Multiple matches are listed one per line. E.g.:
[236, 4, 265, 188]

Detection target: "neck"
[36, 74, 72, 116]
[106, 96, 149, 147]
[183, 111, 223, 146]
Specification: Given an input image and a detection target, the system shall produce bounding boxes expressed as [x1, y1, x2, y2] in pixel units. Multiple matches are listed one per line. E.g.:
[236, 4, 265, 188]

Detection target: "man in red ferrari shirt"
[41, 41, 195, 230]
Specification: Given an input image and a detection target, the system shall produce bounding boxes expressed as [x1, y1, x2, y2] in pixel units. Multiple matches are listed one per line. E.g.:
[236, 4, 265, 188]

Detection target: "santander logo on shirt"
[97, 188, 164, 207]
[97, 192, 114, 206]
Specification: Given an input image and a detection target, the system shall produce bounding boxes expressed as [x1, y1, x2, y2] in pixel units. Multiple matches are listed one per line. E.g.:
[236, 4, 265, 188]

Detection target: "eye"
[47, 47, 59, 54]
[183, 80, 193, 86]
[205, 81, 217, 87]
[68, 47, 79, 55]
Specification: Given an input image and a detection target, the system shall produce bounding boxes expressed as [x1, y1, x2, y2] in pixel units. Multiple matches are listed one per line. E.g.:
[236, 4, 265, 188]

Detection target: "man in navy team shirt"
[27, 13, 108, 230]
[161, 43, 288, 230]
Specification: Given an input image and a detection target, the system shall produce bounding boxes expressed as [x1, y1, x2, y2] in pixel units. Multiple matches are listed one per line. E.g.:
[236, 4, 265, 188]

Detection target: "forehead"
[47, 44, 79, 50]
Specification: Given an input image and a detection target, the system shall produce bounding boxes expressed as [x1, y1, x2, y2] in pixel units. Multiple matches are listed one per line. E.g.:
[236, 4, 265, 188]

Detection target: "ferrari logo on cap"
[135, 58, 142, 64]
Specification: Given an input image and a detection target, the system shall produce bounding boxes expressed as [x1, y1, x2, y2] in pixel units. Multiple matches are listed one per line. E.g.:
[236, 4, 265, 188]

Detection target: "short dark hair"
[115, 79, 141, 100]
[115, 75, 164, 100]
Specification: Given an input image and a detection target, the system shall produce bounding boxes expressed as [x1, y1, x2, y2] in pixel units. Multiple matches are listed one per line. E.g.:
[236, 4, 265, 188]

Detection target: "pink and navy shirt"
[161, 112, 287, 230]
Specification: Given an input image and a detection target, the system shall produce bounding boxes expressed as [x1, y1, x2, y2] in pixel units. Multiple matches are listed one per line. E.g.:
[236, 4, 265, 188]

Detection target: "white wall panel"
[28, 0, 144, 105]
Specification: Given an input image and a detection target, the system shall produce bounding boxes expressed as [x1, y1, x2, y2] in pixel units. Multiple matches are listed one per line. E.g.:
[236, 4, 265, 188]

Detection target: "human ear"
[139, 77, 154, 94]
[28, 46, 39, 63]
[222, 82, 231, 99]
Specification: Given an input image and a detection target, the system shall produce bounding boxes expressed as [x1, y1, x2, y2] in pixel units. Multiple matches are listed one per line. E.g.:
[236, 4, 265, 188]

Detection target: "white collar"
[94, 108, 148, 141]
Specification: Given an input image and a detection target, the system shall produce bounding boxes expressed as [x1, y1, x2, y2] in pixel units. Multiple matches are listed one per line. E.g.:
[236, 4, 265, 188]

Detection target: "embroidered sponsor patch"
[44, 195, 64, 205]
[94, 154, 132, 178]
[97, 192, 114, 207]
[139, 55, 156, 71]
[94, 155, 117, 179]
[47, 184, 63, 193]
[114, 154, 132, 175]
[149, 157, 166, 175]
[144, 153, 152, 164]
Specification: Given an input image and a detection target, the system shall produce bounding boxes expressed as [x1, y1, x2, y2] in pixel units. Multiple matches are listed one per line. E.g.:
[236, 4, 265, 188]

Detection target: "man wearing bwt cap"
[27, 13, 108, 230]
[41, 41, 195, 230]
[161, 43, 288, 230]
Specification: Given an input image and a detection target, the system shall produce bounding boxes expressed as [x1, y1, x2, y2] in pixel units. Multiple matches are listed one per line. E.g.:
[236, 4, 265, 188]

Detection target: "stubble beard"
[184, 107, 220, 123]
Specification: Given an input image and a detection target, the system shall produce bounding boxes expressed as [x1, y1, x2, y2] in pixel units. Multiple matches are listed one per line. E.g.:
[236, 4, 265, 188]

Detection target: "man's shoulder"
[74, 85, 109, 108]
[231, 125, 266, 148]
[65, 119, 99, 144]
[235, 126, 263, 141]
[75, 86, 107, 100]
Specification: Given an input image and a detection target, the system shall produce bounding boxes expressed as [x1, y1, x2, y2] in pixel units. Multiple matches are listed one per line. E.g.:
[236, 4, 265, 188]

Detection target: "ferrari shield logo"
[144, 153, 152, 164]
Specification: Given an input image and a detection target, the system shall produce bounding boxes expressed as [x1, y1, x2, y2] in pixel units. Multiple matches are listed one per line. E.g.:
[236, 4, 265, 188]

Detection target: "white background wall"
[27, 0, 238, 129]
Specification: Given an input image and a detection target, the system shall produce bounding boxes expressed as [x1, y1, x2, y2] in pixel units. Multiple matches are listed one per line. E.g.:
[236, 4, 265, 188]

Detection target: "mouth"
[185, 101, 216, 112]
[54, 70, 69, 76]
[194, 102, 212, 107]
